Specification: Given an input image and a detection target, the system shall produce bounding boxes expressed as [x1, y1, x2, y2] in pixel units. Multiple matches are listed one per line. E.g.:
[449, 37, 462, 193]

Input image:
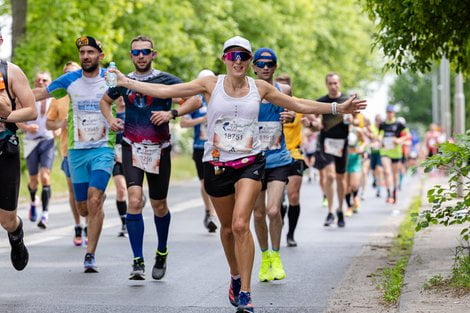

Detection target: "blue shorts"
[68, 147, 114, 201]
[26, 138, 55, 175]
[61, 156, 71, 178]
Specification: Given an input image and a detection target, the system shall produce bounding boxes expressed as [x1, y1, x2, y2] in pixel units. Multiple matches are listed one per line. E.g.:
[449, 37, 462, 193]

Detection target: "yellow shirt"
[46, 95, 70, 157]
[283, 113, 303, 160]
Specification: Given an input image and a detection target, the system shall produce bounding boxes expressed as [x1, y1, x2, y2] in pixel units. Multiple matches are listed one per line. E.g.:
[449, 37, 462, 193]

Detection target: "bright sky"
[0, 15, 12, 59]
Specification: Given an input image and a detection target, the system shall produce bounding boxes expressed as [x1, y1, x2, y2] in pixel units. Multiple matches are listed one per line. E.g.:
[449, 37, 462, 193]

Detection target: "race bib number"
[259, 121, 282, 151]
[213, 118, 255, 153]
[131, 142, 161, 174]
[114, 144, 122, 163]
[199, 122, 208, 141]
[324, 138, 345, 157]
[382, 137, 395, 150]
[75, 112, 107, 143]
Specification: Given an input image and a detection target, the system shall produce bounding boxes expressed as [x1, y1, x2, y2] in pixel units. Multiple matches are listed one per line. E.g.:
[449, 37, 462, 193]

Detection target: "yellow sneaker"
[270, 251, 286, 280]
[353, 197, 360, 213]
[345, 207, 353, 217]
[258, 250, 273, 282]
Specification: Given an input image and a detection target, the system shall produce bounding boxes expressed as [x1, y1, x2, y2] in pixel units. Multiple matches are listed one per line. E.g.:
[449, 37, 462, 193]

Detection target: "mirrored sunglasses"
[223, 51, 252, 61]
[254, 61, 276, 68]
[130, 49, 154, 56]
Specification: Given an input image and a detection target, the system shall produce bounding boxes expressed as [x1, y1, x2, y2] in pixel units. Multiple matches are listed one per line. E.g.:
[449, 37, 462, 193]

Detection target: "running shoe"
[237, 291, 254, 313]
[8, 218, 29, 271]
[386, 197, 395, 204]
[84, 253, 98, 273]
[206, 216, 218, 233]
[152, 249, 168, 280]
[29, 198, 38, 222]
[118, 224, 128, 237]
[337, 211, 345, 228]
[129, 257, 145, 280]
[271, 251, 286, 280]
[258, 250, 272, 282]
[286, 234, 297, 247]
[73, 225, 83, 246]
[353, 197, 360, 213]
[323, 212, 335, 227]
[376, 189, 381, 198]
[203, 211, 210, 229]
[37, 215, 48, 229]
[322, 196, 328, 208]
[345, 207, 353, 217]
[229, 276, 241, 307]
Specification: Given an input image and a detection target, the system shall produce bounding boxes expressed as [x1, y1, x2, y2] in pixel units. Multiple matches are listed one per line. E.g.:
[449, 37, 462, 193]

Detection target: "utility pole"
[453, 73, 466, 197]
[432, 69, 439, 124]
[439, 58, 451, 138]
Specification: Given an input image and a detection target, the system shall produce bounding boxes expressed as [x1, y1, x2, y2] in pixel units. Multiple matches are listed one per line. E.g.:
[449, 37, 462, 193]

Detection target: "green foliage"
[451, 245, 470, 289]
[382, 257, 407, 303]
[4, 0, 380, 98]
[363, 0, 470, 75]
[416, 132, 470, 240]
[423, 274, 445, 289]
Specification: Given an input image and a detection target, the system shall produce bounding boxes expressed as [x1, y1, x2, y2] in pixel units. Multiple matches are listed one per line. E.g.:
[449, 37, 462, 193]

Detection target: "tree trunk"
[11, 0, 27, 60]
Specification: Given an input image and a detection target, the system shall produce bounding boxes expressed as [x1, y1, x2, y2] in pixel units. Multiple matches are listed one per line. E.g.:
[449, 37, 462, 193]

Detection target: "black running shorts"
[261, 164, 290, 191]
[0, 143, 20, 211]
[192, 148, 204, 180]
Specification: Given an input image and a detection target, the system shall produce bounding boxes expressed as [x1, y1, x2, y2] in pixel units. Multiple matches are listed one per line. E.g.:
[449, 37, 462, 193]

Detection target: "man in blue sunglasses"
[100, 35, 201, 281]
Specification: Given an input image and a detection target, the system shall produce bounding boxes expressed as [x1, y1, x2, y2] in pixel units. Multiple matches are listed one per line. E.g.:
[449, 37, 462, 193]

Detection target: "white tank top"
[203, 75, 262, 162]
[25, 98, 54, 140]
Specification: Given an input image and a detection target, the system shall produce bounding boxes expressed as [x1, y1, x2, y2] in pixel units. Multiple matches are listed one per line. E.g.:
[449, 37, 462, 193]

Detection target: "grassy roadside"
[380, 194, 422, 304]
[18, 152, 196, 202]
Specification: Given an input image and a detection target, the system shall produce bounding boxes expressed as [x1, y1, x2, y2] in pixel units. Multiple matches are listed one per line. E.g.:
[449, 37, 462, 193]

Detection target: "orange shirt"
[46, 95, 70, 157]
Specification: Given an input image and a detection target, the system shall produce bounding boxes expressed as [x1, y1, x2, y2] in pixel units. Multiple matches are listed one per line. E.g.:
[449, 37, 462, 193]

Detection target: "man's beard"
[133, 60, 151, 73]
[82, 61, 99, 73]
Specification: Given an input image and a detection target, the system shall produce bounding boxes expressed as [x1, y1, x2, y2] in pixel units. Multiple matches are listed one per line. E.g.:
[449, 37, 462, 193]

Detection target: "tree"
[363, 0, 470, 75]
[11, 0, 26, 58]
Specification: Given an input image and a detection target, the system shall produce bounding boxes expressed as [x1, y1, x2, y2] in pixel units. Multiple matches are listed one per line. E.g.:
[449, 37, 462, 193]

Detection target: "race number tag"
[131, 142, 161, 174]
[114, 143, 122, 163]
[259, 121, 282, 151]
[213, 118, 255, 153]
[324, 138, 345, 157]
[75, 112, 107, 142]
[382, 137, 395, 150]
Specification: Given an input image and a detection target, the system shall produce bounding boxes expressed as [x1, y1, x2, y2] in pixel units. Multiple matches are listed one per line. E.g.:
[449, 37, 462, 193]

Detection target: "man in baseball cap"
[75, 36, 103, 53]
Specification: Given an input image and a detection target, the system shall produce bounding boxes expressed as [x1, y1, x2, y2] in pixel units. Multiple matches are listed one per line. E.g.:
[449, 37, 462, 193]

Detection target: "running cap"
[386, 104, 396, 112]
[223, 36, 252, 54]
[76, 36, 103, 53]
[253, 48, 277, 64]
[197, 69, 215, 78]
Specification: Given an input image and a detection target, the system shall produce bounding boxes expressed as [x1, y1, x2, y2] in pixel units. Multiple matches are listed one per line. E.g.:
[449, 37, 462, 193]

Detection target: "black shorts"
[203, 154, 265, 198]
[288, 159, 307, 177]
[0, 142, 20, 211]
[261, 164, 290, 191]
[370, 152, 382, 170]
[122, 141, 171, 200]
[192, 148, 204, 180]
[112, 162, 124, 176]
[313, 149, 348, 174]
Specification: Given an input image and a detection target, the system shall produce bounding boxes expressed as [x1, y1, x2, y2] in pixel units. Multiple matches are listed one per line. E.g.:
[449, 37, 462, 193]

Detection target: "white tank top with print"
[203, 75, 262, 162]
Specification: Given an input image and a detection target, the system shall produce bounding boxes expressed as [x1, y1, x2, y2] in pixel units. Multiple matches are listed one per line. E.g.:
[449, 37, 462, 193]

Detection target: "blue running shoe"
[29, 200, 38, 222]
[228, 276, 241, 307]
[84, 253, 98, 273]
[237, 291, 254, 313]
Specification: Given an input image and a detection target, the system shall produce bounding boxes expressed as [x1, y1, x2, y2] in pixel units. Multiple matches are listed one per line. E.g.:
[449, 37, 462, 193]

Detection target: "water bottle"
[106, 62, 117, 87]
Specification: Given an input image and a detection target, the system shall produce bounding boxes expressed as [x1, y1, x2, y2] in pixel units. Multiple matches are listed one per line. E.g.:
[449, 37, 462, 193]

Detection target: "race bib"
[114, 143, 122, 163]
[259, 121, 282, 151]
[382, 137, 395, 150]
[75, 112, 107, 143]
[213, 118, 255, 153]
[324, 138, 345, 157]
[131, 142, 162, 174]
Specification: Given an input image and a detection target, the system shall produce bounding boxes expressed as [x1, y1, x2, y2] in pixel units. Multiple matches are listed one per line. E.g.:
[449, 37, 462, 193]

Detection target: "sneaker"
[345, 207, 353, 217]
[84, 253, 98, 273]
[258, 251, 272, 282]
[323, 212, 335, 227]
[118, 224, 128, 237]
[206, 216, 218, 233]
[37, 215, 48, 229]
[271, 251, 286, 280]
[353, 197, 360, 213]
[337, 211, 345, 228]
[152, 249, 168, 280]
[29, 198, 38, 222]
[286, 234, 297, 247]
[8, 219, 29, 271]
[228, 276, 241, 307]
[73, 225, 83, 246]
[237, 291, 254, 313]
[376, 189, 381, 198]
[322, 196, 328, 208]
[129, 257, 145, 280]
[203, 211, 210, 229]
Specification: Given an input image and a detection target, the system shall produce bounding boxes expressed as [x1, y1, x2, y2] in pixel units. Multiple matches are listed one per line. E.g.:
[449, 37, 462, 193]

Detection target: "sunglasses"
[254, 61, 276, 68]
[130, 49, 155, 56]
[223, 51, 252, 62]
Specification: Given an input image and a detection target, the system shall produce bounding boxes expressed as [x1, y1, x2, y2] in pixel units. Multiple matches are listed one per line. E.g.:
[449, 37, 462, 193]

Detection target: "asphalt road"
[0, 174, 420, 313]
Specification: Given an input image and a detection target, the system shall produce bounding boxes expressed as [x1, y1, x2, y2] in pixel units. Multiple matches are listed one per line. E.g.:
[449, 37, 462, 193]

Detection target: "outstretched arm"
[259, 80, 367, 115]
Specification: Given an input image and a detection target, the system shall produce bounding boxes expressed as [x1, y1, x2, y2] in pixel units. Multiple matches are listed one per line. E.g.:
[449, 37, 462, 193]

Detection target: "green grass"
[450, 247, 470, 289]
[380, 195, 422, 304]
[19, 151, 196, 203]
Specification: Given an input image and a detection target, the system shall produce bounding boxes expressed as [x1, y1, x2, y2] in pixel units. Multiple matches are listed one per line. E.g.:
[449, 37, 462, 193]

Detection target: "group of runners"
[3, 31, 438, 313]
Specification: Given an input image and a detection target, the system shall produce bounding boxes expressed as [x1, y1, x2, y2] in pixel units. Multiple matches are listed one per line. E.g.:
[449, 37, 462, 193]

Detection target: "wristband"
[331, 102, 338, 115]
